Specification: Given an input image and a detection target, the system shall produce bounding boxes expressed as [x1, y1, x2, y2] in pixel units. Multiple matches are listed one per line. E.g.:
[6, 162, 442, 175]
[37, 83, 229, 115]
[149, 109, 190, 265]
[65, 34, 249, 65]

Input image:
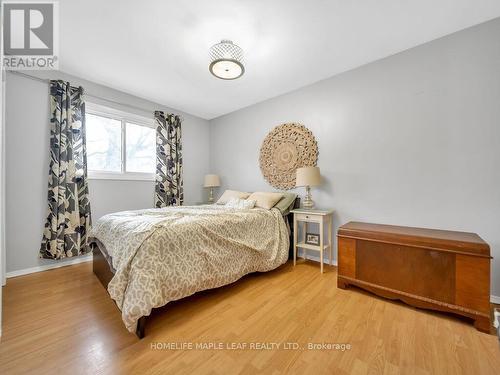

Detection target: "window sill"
[88, 172, 155, 182]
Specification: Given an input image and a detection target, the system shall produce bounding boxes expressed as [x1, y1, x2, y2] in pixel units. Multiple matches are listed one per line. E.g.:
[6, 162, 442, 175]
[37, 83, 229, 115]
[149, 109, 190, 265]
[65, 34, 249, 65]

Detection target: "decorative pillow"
[216, 190, 251, 205]
[274, 192, 298, 215]
[225, 197, 256, 209]
[246, 192, 284, 210]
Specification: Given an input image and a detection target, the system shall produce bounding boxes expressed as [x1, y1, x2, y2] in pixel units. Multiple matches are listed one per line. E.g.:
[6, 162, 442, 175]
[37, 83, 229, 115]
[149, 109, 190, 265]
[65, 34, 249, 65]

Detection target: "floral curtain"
[154, 111, 183, 207]
[40, 80, 92, 260]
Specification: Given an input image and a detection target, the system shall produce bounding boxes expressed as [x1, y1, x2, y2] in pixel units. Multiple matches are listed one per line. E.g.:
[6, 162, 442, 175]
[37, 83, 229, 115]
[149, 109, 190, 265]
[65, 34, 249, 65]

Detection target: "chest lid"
[338, 221, 490, 257]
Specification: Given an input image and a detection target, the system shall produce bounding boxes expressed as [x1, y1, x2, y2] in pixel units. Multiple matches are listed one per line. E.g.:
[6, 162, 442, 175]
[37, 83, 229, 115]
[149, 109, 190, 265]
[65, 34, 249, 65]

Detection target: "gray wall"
[5, 70, 210, 272]
[209, 19, 500, 297]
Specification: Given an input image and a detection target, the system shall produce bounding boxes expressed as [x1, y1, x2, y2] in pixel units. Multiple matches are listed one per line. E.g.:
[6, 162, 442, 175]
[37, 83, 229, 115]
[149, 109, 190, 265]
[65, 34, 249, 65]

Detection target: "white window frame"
[86, 103, 156, 181]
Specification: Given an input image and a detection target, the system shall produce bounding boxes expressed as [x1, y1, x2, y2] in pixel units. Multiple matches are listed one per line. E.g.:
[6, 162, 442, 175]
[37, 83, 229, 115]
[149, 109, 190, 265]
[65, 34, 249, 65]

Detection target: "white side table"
[291, 209, 333, 273]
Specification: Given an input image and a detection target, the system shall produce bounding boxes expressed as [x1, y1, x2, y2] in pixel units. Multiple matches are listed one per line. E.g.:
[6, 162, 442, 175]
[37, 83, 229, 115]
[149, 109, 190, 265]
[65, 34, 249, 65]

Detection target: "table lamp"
[204, 174, 220, 203]
[296, 166, 321, 209]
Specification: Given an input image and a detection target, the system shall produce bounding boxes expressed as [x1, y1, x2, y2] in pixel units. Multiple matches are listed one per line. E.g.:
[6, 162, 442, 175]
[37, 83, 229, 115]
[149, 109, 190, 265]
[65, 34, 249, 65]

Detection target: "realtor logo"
[1, 1, 59, 69]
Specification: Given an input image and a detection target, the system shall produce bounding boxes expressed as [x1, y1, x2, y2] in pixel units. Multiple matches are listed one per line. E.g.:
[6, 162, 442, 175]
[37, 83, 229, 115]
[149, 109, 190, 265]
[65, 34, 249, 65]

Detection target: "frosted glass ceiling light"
[209, 40, 244, 80]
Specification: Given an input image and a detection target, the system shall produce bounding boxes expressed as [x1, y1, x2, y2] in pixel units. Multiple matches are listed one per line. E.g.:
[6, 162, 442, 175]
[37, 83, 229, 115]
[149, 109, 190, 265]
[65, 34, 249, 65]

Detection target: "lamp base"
[208, 187, 214, 203]
[302, 186, 315, 209]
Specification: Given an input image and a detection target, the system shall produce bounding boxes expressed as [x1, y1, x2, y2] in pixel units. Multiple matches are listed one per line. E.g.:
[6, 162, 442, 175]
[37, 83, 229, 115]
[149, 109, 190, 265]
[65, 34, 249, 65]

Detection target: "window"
[86, 104, 156, 180]
[125, 122, 156, 173]
[86, 113, 122, 172]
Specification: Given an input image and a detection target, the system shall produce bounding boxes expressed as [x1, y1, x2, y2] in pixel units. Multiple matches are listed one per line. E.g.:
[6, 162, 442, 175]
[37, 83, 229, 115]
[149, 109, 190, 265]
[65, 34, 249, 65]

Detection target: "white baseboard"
[5, 254, 93, 279]
[490, 295, 500, 305]
[296, 249, 337, 266]
[4, 252, 500, 305]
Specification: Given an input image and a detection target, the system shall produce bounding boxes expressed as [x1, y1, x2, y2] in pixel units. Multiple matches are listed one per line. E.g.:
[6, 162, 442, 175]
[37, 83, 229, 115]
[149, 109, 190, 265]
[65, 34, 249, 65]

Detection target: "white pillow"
[246, 192, 284, 210]
[216, 190, 251, 205]
[225, 197, 256, 209]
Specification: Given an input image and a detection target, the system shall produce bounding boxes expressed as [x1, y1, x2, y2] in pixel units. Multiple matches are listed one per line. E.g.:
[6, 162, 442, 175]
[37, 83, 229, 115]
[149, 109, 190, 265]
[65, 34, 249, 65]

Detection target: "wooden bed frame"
[92, 198, 300, 339]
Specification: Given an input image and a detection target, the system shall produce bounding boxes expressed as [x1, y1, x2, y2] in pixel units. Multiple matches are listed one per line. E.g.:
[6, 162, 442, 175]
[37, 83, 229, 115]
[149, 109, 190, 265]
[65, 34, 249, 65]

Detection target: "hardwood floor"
[0, 260, 499, 374]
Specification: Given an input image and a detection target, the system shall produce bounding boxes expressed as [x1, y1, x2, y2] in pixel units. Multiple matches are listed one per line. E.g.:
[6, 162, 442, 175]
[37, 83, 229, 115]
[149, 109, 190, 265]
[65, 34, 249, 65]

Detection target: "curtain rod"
[9, 71, 178, 118]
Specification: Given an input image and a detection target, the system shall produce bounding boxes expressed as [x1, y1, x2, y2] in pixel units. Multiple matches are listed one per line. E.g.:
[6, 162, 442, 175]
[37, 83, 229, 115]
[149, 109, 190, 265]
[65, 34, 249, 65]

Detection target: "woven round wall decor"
[259, 123, 318, 190]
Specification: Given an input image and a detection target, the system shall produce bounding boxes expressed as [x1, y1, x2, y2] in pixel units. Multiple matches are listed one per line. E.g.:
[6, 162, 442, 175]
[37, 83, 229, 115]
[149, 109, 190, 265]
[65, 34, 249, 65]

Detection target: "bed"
[89, 197, 299, 338]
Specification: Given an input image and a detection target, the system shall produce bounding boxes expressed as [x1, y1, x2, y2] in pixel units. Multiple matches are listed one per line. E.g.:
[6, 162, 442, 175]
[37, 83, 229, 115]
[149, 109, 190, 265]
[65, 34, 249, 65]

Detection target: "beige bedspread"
[90, 205, 289, 332]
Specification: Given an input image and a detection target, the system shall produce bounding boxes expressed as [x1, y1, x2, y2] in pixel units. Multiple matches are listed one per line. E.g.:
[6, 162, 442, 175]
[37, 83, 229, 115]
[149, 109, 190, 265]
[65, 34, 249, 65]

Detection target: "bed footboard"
[136, 317, 146, 338]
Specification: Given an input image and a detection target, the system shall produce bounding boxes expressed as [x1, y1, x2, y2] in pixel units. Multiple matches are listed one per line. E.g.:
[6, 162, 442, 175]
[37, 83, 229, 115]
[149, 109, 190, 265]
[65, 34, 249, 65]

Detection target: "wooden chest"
[337, 222, 492, 332]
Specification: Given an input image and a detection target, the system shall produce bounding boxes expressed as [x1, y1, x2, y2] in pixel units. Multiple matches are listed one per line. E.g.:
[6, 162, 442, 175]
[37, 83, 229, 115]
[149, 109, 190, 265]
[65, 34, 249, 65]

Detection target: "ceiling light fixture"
[209, 40, 244, 80]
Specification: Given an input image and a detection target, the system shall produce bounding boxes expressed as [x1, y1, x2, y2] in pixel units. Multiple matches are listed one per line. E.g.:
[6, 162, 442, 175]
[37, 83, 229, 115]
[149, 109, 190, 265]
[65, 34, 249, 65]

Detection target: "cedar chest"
[337, 221, 492, 332]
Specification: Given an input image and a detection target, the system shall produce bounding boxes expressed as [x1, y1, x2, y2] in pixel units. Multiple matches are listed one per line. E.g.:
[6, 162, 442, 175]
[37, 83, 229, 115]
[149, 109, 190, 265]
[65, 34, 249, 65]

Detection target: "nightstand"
[291, 209, 333, 273]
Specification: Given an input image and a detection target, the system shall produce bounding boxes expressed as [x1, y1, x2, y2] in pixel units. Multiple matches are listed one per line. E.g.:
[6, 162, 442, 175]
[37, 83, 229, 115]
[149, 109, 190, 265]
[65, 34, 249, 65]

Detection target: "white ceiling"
[59, 0, 500, 119]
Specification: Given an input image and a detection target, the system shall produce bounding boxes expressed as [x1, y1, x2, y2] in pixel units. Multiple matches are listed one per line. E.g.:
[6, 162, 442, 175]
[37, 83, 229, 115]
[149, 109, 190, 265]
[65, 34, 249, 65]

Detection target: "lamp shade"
[296, 166, 321, 187]
[204, 174, 220, 187]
